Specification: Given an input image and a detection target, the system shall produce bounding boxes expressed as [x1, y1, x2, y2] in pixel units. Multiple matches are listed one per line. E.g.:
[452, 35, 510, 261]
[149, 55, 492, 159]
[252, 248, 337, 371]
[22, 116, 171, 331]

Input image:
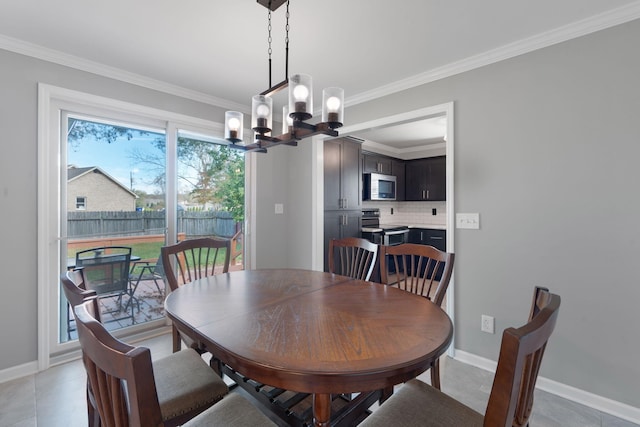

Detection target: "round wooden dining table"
[164, 269, 453, 427]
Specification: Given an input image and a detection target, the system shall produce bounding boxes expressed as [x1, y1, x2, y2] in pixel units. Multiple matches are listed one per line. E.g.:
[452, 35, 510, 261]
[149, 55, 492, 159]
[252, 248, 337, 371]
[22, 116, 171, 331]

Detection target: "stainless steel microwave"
[363, 173, 397, 201]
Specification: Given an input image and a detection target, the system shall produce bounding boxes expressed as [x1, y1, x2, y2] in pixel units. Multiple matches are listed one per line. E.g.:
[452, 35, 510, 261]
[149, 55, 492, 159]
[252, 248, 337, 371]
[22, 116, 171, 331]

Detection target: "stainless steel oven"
[361, 208, 408, 246]
[361, 208, 409, 279]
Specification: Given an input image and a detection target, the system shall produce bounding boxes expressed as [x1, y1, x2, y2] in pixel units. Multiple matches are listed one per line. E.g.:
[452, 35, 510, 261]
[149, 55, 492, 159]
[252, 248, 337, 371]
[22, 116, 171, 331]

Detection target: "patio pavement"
[67, 262, 243, 340]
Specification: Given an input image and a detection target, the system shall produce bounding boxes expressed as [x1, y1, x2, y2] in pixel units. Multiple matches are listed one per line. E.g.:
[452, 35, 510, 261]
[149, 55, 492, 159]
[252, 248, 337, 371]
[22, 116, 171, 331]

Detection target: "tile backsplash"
[362, 201, 447, 227]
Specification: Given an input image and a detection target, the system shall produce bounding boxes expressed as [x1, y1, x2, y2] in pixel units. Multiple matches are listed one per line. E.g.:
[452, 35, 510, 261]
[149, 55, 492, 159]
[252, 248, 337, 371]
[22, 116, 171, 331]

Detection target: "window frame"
[75, 196, 86, 210]
[37, 83, 249, 369]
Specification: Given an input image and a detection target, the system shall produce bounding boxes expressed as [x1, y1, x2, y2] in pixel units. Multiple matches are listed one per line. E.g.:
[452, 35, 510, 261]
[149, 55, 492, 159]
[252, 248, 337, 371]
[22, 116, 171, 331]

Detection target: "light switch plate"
[274, 203, 284, 214]
[456, 213, 480, 229]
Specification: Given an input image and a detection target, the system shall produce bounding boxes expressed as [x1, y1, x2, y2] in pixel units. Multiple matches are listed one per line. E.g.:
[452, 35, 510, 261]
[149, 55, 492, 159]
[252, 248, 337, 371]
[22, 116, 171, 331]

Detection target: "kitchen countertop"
[365, 224, 447, 231]
[406, 224, 447, 230]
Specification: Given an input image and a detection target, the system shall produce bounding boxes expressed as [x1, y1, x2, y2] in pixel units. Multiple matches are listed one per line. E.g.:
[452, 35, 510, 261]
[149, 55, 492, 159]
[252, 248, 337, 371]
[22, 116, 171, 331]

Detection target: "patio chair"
[161, 237, 231, 353]
[73, 300, 273, 427]
[126, 255, 165, 311]
[379, 243, 454, 389]
[75, 246, 136, 320]
[359, 287, 561, 427]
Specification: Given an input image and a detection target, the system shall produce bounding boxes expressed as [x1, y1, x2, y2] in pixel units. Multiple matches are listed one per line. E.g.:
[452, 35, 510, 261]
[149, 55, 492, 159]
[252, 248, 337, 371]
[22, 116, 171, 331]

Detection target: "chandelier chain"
[267, 10, 272, 58]
[285, 0, 290, 78]
[267, 9, 272, 88]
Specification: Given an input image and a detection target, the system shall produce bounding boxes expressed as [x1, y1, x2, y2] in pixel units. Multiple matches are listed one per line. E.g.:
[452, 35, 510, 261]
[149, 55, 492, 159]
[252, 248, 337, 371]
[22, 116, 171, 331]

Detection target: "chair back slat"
[484, 288, 561, 427]
[74, 301, 163, 427]
[379, 243, 454, 306]
[328, 237, 379, 281]
[161, 238, 231, 291]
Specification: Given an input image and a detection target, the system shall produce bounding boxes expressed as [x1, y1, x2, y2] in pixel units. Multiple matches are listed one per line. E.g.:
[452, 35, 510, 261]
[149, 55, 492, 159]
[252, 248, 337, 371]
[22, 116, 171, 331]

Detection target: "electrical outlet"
[481, 315, 494, 334]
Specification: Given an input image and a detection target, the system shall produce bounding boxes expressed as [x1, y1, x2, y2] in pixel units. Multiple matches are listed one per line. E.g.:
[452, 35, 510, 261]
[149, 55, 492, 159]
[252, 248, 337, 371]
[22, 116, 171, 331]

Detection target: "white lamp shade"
[251, 95, 273, 133]
[322, 87, 344, 128]
[282, 105, 293, 134]
[288, 73, 313, 120]
[225, 111, 243, 142]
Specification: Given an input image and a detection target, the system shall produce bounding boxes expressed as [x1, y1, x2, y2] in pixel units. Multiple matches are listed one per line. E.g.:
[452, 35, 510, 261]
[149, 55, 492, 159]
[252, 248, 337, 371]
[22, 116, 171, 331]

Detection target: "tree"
[67, 117, 244, 222]
[212, 146, 245, 223]
[67, 118, 143, 147]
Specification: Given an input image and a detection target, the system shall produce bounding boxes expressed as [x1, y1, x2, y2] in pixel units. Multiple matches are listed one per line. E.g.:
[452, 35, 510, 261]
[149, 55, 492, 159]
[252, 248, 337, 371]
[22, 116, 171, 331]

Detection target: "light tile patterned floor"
[1, 334, 637, 427]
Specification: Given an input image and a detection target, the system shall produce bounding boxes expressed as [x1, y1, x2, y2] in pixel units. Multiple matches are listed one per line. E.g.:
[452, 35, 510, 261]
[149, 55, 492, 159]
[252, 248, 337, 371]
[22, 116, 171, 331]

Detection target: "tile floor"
[0, 334, 637, 427]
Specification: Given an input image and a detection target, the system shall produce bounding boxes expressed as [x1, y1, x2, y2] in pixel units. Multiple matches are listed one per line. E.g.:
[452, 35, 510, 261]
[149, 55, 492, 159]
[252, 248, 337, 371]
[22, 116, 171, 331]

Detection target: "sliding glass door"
[61, 116, 168, 342]
[40, 85, 246, 361]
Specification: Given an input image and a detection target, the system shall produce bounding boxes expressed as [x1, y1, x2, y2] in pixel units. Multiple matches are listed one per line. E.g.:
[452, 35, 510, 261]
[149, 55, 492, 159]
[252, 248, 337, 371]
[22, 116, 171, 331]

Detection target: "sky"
[67, 130, 166, 194]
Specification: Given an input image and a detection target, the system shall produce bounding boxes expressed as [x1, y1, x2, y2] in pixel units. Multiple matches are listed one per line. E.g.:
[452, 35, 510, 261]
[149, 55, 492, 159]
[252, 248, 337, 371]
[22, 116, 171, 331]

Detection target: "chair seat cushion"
[183, 392, 277, 426]
[153, 349, 228, 421]
[360, 379, 484, 427]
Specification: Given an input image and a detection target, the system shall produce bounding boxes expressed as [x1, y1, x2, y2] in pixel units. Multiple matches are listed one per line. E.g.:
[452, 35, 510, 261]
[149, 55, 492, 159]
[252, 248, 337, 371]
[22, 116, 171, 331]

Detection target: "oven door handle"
[385, 229, 409, 236]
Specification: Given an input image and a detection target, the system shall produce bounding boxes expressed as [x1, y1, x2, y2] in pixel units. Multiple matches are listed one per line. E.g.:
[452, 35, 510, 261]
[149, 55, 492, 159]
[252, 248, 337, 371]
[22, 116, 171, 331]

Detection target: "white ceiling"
[1, 0, 639, 150]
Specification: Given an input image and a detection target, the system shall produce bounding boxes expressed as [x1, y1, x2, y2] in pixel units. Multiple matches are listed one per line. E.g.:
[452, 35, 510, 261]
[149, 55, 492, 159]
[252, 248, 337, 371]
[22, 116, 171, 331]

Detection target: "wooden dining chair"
[161, 237, 231, 353]
[62, 268, 101, 335]
[379, 243, 454, 389]
[328, 237, 379, 281]
[359, 287, 561, 427]
[73, 300, 272, 427]
[60, 269, 101, 427]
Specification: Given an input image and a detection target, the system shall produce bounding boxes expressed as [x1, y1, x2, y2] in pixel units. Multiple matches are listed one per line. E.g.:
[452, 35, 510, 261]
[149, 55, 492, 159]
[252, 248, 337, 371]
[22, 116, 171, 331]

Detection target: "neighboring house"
[67, 166, 137, 211]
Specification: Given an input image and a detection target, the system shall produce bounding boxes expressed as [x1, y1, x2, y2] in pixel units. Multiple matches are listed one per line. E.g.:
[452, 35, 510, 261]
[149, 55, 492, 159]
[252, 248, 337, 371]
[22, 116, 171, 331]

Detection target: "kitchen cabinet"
[323, 210, 363, 269]
[363, 153, 392, 175]
[324, 138, 362, 271]
[408, 227, 446, 280]
[409, 228, 446, 252]
[324, 138, 362, 211]
[405, 156, 446, 201]
[391, 159, 405, 201]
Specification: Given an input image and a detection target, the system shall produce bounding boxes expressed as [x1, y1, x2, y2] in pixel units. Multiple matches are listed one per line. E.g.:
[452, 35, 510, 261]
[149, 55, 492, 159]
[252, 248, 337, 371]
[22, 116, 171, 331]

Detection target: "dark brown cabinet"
[408, 228, 446, 251]
[324, 138, 362, 271]
[391, 159, 405, 201]
[325, 138, 362, 211]
[405, 156, 446, 201]
[363, 153, 392, 175]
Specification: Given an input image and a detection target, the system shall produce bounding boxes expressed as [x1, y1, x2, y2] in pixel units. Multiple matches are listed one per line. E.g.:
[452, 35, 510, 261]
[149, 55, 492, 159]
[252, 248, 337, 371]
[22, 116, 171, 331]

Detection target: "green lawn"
[68, 241, 232, 274]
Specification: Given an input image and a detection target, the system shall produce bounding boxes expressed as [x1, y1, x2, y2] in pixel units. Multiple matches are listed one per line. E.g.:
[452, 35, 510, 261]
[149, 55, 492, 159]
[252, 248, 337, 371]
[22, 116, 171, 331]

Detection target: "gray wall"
[312, 20, 640, 406]
[1, 16, 639, 412]
[0, 48, 226, 370]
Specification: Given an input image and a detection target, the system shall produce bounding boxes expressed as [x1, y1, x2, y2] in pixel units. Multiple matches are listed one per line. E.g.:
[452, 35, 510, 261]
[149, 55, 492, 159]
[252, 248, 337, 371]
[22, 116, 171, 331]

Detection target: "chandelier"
[224, 0, 344, 153]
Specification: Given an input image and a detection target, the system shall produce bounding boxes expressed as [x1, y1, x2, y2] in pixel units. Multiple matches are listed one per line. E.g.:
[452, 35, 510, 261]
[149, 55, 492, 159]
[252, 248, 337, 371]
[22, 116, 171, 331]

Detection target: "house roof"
[67, 166, 138, 198]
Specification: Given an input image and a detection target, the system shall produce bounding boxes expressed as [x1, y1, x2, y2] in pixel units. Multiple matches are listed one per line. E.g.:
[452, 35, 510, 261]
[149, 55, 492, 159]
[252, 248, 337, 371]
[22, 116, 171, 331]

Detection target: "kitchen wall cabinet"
[324, 138, 362, 271]
[405, 156, 446, 201]
[363, 152, 392, 175]
[324, 138, 362, 211]
[408, 228, 446, 251]
[391, 159, 405, 201]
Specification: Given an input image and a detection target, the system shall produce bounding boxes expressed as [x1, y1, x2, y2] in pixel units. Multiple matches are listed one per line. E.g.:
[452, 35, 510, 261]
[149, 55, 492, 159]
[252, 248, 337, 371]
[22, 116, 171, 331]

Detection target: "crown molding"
[2, 2, 640, 111]
[0, 34, 250, 114]
[346, 1, 640, 107]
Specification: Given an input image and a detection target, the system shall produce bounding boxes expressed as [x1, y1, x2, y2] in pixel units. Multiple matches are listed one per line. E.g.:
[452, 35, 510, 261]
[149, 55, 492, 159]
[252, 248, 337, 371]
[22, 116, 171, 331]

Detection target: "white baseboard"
[454, 350, 640, 425]
[0, 361, 38, 384]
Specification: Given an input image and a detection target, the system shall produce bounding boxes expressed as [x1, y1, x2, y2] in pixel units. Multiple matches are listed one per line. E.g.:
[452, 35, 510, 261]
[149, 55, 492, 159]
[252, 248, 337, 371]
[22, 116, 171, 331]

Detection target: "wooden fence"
[68, 210, 237, 239]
